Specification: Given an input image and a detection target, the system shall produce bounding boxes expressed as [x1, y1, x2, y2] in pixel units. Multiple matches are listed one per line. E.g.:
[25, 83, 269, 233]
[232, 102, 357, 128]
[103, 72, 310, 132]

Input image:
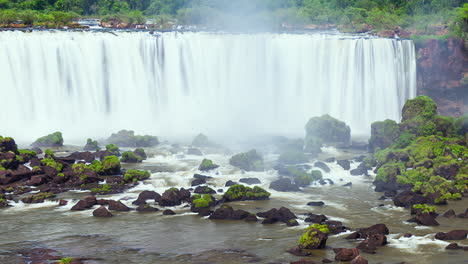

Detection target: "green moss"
[224, 184, 270, 201]
[229, 149, 264, 171]
[393, 132, 416, 149]
[58, 257, 73, 264]
[198, 158, 219, 171]
[454, 115, 468, 136]
[18, 149, 37, 159]
[102, 155, 121, 175]
[41, 158, 63, 172]
[305, 114, 350, 145]
[191, 194, 201, 200]
[134, 148, 147, 159]
[192, 198, 209, 208]
[298, 224, 329, 249]
[369, 119, 400, 152]
[0, 136, 18, 153]
[401, 96, 437, 122]
[135, 135, 159, 147]
[45, 149, 54, 158]
[376, 162, 405, 182]
[278, 151, 308, 164]
[32, 132, 63, 147]
[120, 151, 143, 163]
[105, 144, 120, 156]
[412, 204, 435, 214]
[91, 184, 112, 194]
[84, 138, 99, 151]
[123, 169, 150, 183]
[88, 160, 104, 173]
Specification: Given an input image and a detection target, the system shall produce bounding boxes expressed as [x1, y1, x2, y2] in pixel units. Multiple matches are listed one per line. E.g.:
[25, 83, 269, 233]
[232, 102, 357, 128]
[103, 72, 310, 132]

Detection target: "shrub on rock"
[123, 169, 150, 183]
[223, 184, 270, 201]
[368, 119, 400, 152]
[102, 155, 121, 175]
[31, 132, 63, 147]
[0, 136, 18, 153]
[84, 138, 99, 151]
[298, 224, 329, 249]
[120, 151, 143, 163]
[305, 114, 351, 146]
[229, 149, 264, 171]
[278, 151, 308, 164]
[133, 148, 147, 159]
[198, 158, 219, 171]
[107, 130, 159, 147]
[135, 135, 159, 147]
[105, 144, 120, 156]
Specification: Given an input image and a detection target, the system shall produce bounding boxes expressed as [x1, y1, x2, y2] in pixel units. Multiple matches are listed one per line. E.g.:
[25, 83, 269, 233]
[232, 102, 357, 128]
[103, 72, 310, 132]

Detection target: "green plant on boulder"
[123, 169, 150, 183]
[198, 158, 219, 171]
[192, 194, 213, 208]
[401, 96, 437, 122]
[369, 119, 400, 152]
[229, 149, 264, 171]
[41, 158, 63, 172]
[224, 184, 270, 201]
[0, 136, 18, 153]
[134, 148, 147, 159]
[18, 149, 37, 160]
[84, 138, 99, 151]
[120, 151, 143, 163]
[454, 114, 468, 136]
[58, 258, 73, 264]
[298, 224, 329, 249]
[305, 114, 350, 146]
[91, 184, 112, 194]
[32, 132, 63, 147]
[278, 151, 308, 164]
[102, 155, 121, 175]
[412, 204, 435, 214]
[44, 149, 54, 158]
[105, 144, 120, 156]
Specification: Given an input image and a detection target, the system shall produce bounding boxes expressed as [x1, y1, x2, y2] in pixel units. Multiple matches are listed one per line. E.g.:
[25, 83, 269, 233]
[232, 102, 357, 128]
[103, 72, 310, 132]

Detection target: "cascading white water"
[0, 31, 416, 143]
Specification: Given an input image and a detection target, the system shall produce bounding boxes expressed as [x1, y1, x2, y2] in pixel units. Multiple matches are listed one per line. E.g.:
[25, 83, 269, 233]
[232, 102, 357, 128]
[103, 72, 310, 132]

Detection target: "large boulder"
[305, 114, 351, 146]
[269, 178, 300, 192]
[368, 120, 400, 152]
[337, 159, 350, 170]
[132, 190, 161, 205]
[83, 138, 99, 151]
[107, 200, 130, 211]
[239, 177, 261, 185]
[192, 133, 216, 147]
[0, 136, 18, 153]
[198, 159, 219, 171]
[257, 207, 297, 224]
[93, 206, 113, 217]
[435, 230, 467, 240]
[223, 184, 270, 201]
[31, 132, 63, 147]
[159, 188, 190, 206]
[333, 248, 360, 261]
[209, 205, 250, 220]
[229, 149, 264, 171]
[346, 224, 389, 239]
[106, 130, 159, 147]
[401, 95, 437, 122]
[298, 224, 329, 249]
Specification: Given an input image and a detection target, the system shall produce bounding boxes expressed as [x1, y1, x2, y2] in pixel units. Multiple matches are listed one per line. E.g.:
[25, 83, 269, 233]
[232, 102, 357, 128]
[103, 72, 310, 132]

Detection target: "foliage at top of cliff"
[0, 0, 466, 39]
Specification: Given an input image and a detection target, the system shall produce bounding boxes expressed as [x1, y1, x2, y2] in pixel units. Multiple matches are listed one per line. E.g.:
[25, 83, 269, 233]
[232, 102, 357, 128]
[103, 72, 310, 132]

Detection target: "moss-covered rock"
[41, 158, 63, 172]
[192, 133, 215, 147]
[454, 114, 468, 136]
[198, 158, 219, 171]
[91, 183, 112, 194]
[298, 224, 329, 249]
[31, 132, 63, 147]
[223, 184, 270, 201]
[0, 136, 18, 153]
[123, 169, 150, 183]
[305, 114, 350, 146]
[401, 95, 437, 122]
[135, 135, 159, 147]
[107, 130, 159, 147]
[278, 151, 308, 164]
[120, 151, 143, 163]
[134, 148, 147, 159]
[21, 192, 56, 203]
[105, 144, 120, 156]
[102, 155, 121, 175]
[368, 119, 400, 152]
[229, 149, 264, 171]
[84, 138, 99, 151]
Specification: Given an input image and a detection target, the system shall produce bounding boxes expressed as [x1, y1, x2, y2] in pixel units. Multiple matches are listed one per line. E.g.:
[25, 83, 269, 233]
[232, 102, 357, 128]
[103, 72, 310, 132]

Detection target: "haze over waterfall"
[0, 31, 416, 141]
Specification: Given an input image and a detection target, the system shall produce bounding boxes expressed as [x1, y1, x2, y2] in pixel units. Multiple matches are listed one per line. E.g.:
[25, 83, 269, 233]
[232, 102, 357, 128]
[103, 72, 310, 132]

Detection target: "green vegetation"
[58, 258, 73, 264]
[298, 224, 329, 249]
[305, 114, 350, 146]
[368, 119, 400, 152]
[41, 158, 63, 172]
[198, 158, 219, 171]
[102, 155, 121, 175]
[224, 184, 270, 201]
[123, 169, 150, 182]
[32, 132, 63, 147]
[91, 183, 112, 194]
[412, 204, 436, 214]
[18, 149, 37, 159]
[229, 149, 264, 171]
[84, 138, 99, 151]
[107, 130, 159, 147]
[278, 151, 308, 164]
[0, 136, 18, 153]
[120, 151, 143, 163]
[135, 135, 159, 147]
[192, 194, 213, 208]
[105, 144, 120, 156]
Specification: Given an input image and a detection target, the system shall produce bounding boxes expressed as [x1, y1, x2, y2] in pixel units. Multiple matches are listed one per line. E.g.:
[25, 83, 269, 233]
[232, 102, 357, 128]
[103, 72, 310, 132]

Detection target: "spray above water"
[0, 31, 416, 143]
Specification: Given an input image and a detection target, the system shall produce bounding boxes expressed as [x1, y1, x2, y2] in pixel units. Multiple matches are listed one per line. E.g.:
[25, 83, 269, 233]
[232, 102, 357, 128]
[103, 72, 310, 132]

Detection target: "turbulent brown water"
[0, 144, 466, 264]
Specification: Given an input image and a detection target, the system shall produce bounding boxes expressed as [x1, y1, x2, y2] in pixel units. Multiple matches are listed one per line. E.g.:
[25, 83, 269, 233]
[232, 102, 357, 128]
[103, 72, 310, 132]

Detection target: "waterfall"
[0, 31, 416, 143]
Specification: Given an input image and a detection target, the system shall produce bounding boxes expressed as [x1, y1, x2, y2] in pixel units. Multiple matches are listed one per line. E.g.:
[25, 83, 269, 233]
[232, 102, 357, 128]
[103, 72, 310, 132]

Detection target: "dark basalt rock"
[350, 256, 368, 264]
[287, 219, 299, 226]
[245, 214, 258, 221]
[136, 204, 159, 212]
[193, 174, 212, 180]
[269, 178, 300, 192]
[59, 199, 68, 206]
[239, 177, 261, 185]
[445, 243, 463, 250]
[93, 206, 113, 217]
[435, 230, 467, 240]
[257, 207, 297, 224]
[193, 185, 216, 194]
[337, 159, 350, 170]
[356, 234, 387, 253]
[346, 224, 389, 239]
[71, 196, 97, 210]
[307, 201, 324, 206]
[162, 209, 176, 215]
[187, 148, 203, 156]
[159, 188, 190, 206]
[443, 209, 456, 218]
[343, 182, 352, 187]
[304, 213, 327, 223]
[107, 200, 130, 211]
[325, 220, 347, 234]
[324, 157, 336, 162]
[225, 180, 237, 187]
[197, 208, 213, 217]
[191, 178, 206, 186]
[319, 178, 334, 185]
[132, 190, 161, 205]
[457, 208, 468, 218]
[286, 246, 311, 256]
[290, 259, 318, 264]
[333, 248, 360, 261]
[350, 162, 370, 176]
[65, 151, 95, 163]
[314, 161, 330, 172]
[393, 190, 429, 207]
[209, 205, 251, 220]
[414, 213, 439, 226]
[403, 233, 413, 238]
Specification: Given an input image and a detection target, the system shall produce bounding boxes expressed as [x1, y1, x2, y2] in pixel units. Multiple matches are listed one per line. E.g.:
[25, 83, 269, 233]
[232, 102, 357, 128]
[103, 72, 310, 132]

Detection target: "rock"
[229, 149, 264, 171]
[384, 190, 397, 197]
[305, 114, 351, 145]
[198, 158, 219, 171]
[314, 161, 330, 172]
[245, 214, 258, 221]
[403, 233, 413, 238]
[298, 224, 329, 249]
[187, 148, 202, 156]
[322, 258, 333, 263]
[191, 178, 206, 186]
[286, 246, 311, 256]
[393, 190, 429, 208]
[93, 206, 113, 217]
[415, 213, 439, 226]
[31, 132, 63, 147]
[457, 208, 468, 218]
[120, 151, 143, 163]
[287, 219, 299, 226]
[193, 174, 212, 180]
[350, 162, 370, 176]
[346, 224, 389, 239]
[66, 151, 95, 163]
[225, 180, 237, 187]
[29, 175, 47, 186]
[304, 213, 327, 223]
[192, 133, 216, 147]
[239, 177, 261, 185]
[290, 259, 318, 264]
[108, 200, 130, 211]
[337, 159, 350, 170]
[83, 138, 99, 151]
[324, 157, 335, 162]
[257, 207, 297, 224]
[333, 248, 359, 261]
[318, 178, 334, 185]
[209, 205, 250, 220]
[443, 209, 456, 218]
[368, 119, 400, 152]
[270, 178, 299, 192]
[446, 243, 463, 250]
[59, 199, 68, 206]
[325, 220, 347, 234]
[136, 204, 159, 212]
[197, 208, 213, 217]
[223, 184, 270, 201]
[70, 196, 97, 210]
[231, 209, 250, 220]
[343, 182, 352, 187]
[194, 185, 216, 194]
[350, 256, 368, 264]
[159, 188, 190, 206]
[435, 230, 467, 240]
[357, 234, 387, 253]
[21, 192, 56, 203]
[162, 209, 176, 215]
[132, 190, 161, 205]
[307, 201, 324, 206]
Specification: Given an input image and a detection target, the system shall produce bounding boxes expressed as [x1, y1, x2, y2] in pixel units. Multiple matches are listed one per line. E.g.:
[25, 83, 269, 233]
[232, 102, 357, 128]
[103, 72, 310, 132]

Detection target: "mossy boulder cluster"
[229, 149, 264, 171]
[369, 96, 467, 207]
[120, 148, 147, 163]
[305, 114, 351, 148]
[276, 165, 323, 187]
[298, 224, 329, 249]
[106, 130, 159, 147]
[198, 158, 219, 171]
[83, 138, 99, 151]
[223, 184, 270, 201]
[31, 132, 63, 147]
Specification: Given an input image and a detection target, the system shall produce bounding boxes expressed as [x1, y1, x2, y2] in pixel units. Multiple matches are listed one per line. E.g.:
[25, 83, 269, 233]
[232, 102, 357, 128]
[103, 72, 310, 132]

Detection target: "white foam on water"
[5, 200, 59, 211]
[387, 234, 451, 252]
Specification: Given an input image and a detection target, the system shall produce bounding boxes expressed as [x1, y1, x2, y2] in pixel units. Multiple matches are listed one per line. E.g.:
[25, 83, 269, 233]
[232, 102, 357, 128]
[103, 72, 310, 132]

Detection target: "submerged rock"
[136, 204, 159, 212]
[163, 209, 176, 215]
[337, 159, 350, 170]
[239, 177, 261, 185]
[307, 201, 324, 206]
[333, 248, 360, 261]
[314, 161, 330, 172]
[435, 230, 467, 240]
[93, 206, 113, 217]
[225, 180, 237, 187]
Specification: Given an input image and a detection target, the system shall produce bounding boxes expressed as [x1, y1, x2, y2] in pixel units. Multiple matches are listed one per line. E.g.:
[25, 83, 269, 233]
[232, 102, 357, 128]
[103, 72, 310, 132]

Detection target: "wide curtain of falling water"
[0, 31, 416, 143]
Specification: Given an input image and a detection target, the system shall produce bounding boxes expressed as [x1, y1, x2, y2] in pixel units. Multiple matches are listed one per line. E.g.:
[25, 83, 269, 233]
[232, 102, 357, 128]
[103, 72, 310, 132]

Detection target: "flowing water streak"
[0, 31, 416, 142]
